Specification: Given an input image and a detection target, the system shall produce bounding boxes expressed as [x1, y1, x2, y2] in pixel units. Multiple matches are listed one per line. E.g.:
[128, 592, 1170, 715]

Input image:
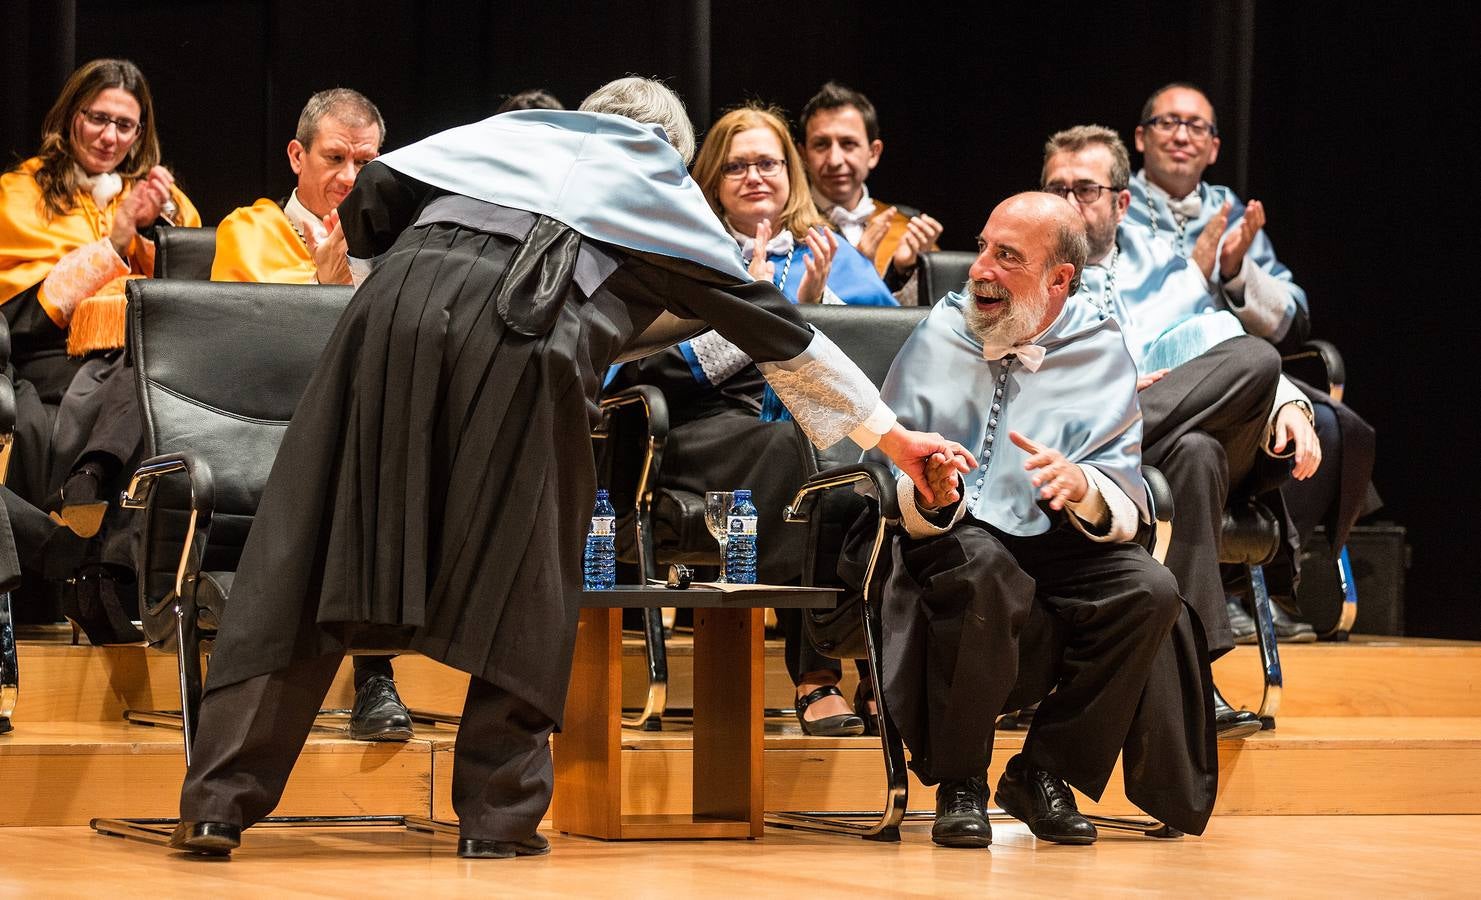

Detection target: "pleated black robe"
[203, 163, 836, 723]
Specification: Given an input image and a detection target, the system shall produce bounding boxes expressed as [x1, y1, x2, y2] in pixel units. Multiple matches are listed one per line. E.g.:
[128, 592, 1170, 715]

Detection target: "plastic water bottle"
[725, 489, 758, 584]
[583, 489, 617, 590]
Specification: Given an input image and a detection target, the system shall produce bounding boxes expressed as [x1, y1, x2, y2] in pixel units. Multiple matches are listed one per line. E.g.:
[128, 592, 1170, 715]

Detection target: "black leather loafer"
[794, 684, 865, 737]
[350, 674, 414, 742]
[169, 820, 241, 855]
[995, 755, 1098, 845]
[458, 833, 551, 859]
[931, 775, 992, 848]
[1213, 686, 1263, 740]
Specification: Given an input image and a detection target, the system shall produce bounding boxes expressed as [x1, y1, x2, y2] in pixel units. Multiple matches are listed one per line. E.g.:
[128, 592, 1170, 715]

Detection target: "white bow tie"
[1167, 191, 1203, 220]
[827, 198, 876, 230]
[981, 342, 1045, 372]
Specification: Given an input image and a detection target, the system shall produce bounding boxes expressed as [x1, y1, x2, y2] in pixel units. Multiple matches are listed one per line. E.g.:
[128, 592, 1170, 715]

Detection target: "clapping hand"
[1219, 199, 1266, 280]
[891, 213, 943, 273]
[111, 165, 176, 255]
[796, 226, 838, 303]
[307, 209, 352, 285]
[747, 221, 776, 282]
[1191, 200, 1231, 282]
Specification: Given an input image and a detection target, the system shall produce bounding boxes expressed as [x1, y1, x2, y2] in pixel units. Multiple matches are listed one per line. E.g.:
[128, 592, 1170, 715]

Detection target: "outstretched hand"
[877, 424, 977, 508]
[1010, 431, 1087, 511]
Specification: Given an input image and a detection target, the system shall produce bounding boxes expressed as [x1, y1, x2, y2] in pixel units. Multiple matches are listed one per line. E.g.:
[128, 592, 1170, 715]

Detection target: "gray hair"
[579, 76, 696, 165]
[1041, 124, 1131, 191]
[296, 88, 386, 150]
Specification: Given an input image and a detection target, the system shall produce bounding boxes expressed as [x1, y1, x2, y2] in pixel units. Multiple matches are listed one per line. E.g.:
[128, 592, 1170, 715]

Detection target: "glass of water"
[703, 490, 734, 583]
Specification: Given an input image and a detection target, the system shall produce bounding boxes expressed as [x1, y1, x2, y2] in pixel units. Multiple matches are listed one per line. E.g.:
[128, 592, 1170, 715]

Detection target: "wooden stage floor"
[2, 816, 1479, 897]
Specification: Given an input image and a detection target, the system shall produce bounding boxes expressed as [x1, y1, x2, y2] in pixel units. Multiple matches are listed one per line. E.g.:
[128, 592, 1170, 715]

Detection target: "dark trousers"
[881, 520, 1181, 790]
[179, 653, 554, 841]
[1138, 335, 1283, 655]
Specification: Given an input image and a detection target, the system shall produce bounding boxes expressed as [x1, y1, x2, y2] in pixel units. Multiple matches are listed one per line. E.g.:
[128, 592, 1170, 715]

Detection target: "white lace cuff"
[756, 328, 883, 449]
[688, 330, 752, 385]
[897, 472, 966, 539]
[40, 239, 129, 322]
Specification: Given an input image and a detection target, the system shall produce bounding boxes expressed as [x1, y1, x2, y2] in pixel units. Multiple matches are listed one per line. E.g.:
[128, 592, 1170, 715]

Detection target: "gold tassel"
[67, 295, 129, 356]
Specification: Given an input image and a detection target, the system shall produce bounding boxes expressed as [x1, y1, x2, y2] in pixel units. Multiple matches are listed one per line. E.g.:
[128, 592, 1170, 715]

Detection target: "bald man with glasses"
[1127, 82, 1378, 653]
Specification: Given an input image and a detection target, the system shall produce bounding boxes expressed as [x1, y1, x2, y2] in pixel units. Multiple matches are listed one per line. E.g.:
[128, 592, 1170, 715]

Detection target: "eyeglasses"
[1140, 114, 1218, 139]
[1043, 182, 1121, 204]
[721, 157, 785, 180]
[78, 109, 141, 138]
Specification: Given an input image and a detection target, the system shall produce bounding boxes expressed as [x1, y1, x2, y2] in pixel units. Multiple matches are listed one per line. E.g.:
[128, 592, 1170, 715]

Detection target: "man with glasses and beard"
[1042, 124, 1320, 738]
[857, 192, 1216, 849]
[1128, 83, 1377, 647]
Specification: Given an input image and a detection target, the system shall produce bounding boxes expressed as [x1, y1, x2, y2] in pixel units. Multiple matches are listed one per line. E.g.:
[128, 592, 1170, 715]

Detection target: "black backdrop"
[4, 1, 1478, 637]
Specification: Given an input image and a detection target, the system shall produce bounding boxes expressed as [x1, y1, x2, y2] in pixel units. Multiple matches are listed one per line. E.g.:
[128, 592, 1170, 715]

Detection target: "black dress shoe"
[1271, 600, 1317, 643]
[1226, 597, 1257, 645]
[458, 833, 551, 859]
[794, 684, 864, 737]
[994, 755, 1097, 845]
[931, 775, 992, 848]
[1213, 685, 1263, 740]
[350, 674, 414, 741]
[169, 820, 241, 856]
[0, 716, 11, 735]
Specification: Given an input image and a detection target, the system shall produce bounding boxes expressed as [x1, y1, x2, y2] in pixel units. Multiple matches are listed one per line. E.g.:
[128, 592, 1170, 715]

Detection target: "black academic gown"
[202, 162, 831, 724]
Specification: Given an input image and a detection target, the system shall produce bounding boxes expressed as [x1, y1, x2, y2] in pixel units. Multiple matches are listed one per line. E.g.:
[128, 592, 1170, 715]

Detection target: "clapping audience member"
[608, 103, 894, 736]
[0, 58, 200, 642]
[1127, 83, 1376, 640]
[799, 82, 942, 298]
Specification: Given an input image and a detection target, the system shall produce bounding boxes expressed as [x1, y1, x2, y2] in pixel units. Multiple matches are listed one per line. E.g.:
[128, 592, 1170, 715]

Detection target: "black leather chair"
[915, 250, 974, 307]
[154, 225, 217, 281]
[108, 279, 356, 752]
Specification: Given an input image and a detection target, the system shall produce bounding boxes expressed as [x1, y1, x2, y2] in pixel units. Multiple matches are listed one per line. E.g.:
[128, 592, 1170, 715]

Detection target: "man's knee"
[1144, 562, 1183, 633]
[1219, 334, 1282, 395]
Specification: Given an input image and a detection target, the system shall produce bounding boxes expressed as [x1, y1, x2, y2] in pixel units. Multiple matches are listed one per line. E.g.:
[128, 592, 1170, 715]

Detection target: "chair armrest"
[596, 385, 670, 580]
[1282, 338, 1346, 401]
[0, 311, 11, 372]
[122, 451, 216, 609]
[1141, 464, 1174, 564]
[0, 374, 14, 436]
[784, 461, 900, 524]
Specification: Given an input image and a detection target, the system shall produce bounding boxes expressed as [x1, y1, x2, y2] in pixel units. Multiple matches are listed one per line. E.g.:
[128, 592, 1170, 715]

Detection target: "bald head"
[992, 192, 1089, 289]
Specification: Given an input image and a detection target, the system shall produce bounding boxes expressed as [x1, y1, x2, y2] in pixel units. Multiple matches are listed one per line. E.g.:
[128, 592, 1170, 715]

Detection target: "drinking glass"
[703, 491, 734, 583]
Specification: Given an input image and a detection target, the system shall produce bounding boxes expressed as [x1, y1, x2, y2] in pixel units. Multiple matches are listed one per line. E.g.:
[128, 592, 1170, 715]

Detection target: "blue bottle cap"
[734, 489, 751, 501]
[595, 488, 609, 499]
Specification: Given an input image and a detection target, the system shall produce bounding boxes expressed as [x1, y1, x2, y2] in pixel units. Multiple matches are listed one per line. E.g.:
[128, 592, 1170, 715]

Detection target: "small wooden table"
[553, 585, 837, 840]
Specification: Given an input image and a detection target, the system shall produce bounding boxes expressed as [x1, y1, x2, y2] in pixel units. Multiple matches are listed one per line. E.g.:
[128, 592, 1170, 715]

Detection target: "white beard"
[961, 278, 1050, 347]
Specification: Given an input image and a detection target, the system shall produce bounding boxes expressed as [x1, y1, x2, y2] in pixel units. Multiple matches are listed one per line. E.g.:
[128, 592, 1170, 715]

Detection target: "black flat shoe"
[1271, 600, 1317, 643]
[458, 833, 551, 859]
[169, 820, 241, 856]
[931, 775, 992, 848]
[995, 755, 1097, 845]
[350, 674, 414, 741]
[1213, 685, 1263, 740]
[794, 684, 864, 737]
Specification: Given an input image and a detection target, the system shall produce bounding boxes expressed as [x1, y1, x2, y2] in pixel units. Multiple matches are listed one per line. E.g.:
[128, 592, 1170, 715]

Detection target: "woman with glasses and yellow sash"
[0, 58, 199, 643]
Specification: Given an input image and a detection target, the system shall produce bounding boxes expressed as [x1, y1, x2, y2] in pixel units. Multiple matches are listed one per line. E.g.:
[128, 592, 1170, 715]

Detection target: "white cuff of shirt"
[1065, 464, 1139, 543]
[1264, 375, 1311, 457]
[896, 472, 966, 539]
[848, 402, 898, 451]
